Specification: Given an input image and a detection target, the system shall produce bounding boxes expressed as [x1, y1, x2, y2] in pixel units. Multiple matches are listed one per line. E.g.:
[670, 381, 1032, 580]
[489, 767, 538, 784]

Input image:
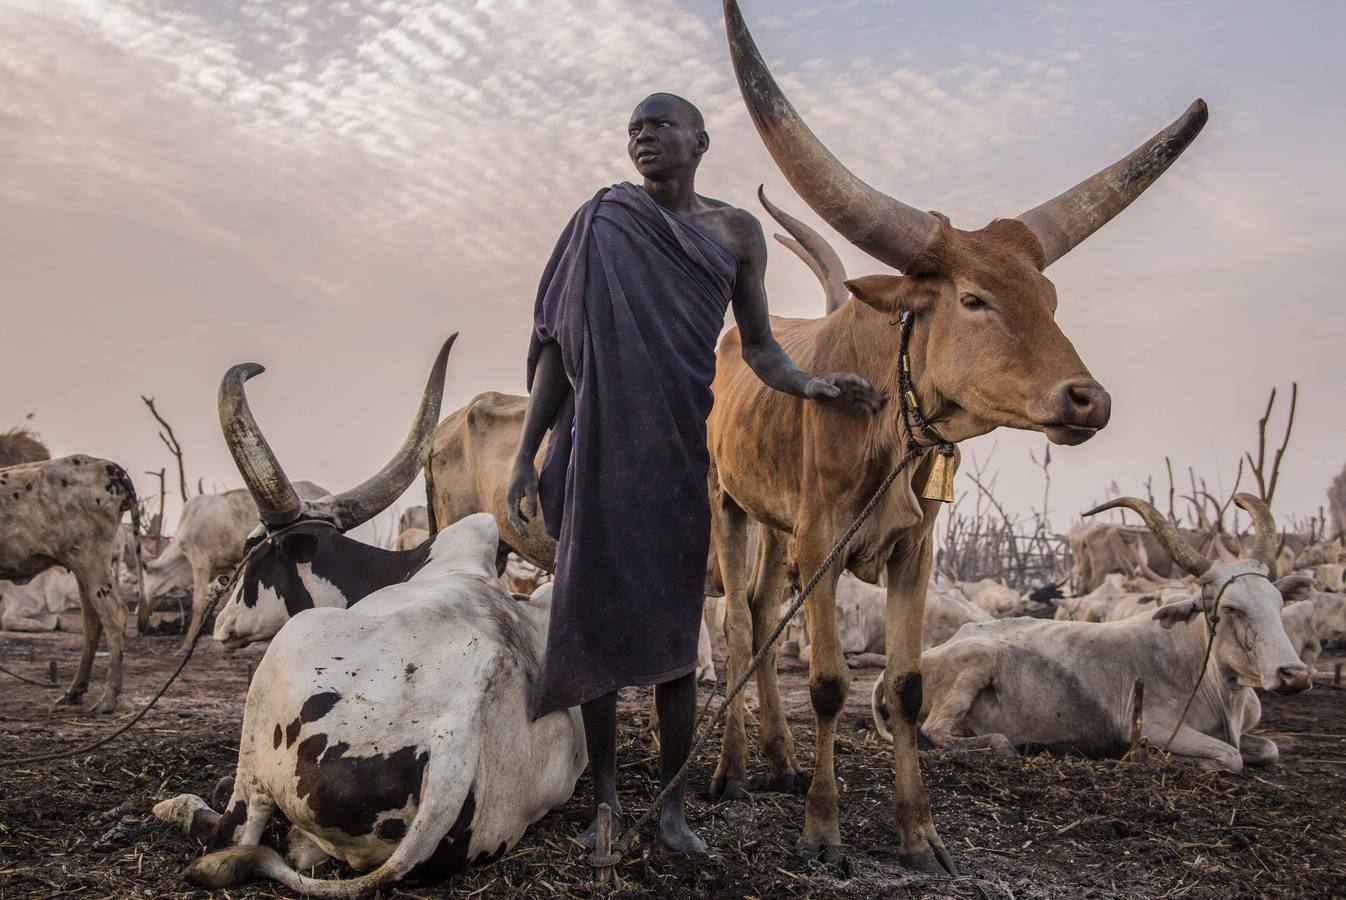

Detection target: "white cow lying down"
[155, 514, 586, 895]
[874, 496, 1315, 772]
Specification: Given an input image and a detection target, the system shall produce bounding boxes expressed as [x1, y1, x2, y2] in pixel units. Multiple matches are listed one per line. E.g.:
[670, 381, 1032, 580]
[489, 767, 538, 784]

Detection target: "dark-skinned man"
[507, 93, 880, 854]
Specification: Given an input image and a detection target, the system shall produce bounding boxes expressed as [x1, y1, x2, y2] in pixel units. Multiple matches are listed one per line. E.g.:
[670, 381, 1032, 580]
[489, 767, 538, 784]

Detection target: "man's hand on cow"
[805, 372, 884, 414]
[506, 460, 540, 532]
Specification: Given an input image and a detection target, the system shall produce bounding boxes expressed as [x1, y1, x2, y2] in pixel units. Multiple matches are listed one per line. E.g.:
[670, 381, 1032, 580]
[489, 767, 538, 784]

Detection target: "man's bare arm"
[728, 211, 882, 413]
[507, 341, 568, 529]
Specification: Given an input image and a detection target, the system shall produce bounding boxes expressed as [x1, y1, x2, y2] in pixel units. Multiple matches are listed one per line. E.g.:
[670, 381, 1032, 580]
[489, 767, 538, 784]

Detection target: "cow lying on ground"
[874, 495, 1313, 771]
[0, 567, 80, 631]
[796, 575, 992, 666]
[1052, 574, 1194, 622]
[0, 456, 146, 712]
[1282, 592, 1346, 669]
[155, 514, 586, 895]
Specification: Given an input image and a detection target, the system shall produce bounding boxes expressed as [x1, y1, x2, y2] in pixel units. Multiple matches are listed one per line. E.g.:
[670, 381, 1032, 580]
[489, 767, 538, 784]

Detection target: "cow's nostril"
[1276, 666, 1311, 692]
[1068, 384, 1094, 410]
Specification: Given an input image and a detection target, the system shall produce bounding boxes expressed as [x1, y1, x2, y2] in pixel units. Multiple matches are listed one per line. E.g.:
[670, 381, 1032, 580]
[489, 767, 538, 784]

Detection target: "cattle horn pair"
[723, 0, 1208, 271]
[1084, 497, 1212, 577]
[219, 334, 457, 531]
[1085, 494, 1284, 578]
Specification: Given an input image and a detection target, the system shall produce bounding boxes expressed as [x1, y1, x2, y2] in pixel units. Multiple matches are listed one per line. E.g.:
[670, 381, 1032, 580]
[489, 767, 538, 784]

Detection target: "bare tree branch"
[141, 395, 188, 506]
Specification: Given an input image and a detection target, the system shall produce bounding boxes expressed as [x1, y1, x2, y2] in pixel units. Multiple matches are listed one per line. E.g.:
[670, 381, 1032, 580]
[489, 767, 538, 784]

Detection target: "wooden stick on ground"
[1130, 677, 1147, 764]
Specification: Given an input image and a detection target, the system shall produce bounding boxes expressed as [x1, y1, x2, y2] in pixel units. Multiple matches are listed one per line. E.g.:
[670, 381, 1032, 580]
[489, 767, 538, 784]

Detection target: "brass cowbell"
[922, 449, 956, 503]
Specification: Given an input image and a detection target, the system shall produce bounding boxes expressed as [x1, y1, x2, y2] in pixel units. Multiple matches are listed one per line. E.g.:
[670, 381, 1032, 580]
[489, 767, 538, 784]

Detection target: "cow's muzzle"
[1272, 664, 1312, 694]
[1037, 379, 1111, 445]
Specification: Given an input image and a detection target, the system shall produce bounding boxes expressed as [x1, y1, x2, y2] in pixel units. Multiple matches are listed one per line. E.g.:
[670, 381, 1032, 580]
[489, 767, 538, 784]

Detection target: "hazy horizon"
[4, 0, 1344, 545]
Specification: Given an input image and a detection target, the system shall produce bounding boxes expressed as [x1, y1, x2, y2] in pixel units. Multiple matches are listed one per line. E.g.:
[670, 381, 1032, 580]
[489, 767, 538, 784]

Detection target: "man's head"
[628, 93, 707, 179]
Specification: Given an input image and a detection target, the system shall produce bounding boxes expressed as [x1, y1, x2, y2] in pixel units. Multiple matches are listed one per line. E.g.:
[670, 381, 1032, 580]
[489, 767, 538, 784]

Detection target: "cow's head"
[1088, 495, 1313, 694]
[724, 1, 1207, 446]
[211, 336, 455, 650]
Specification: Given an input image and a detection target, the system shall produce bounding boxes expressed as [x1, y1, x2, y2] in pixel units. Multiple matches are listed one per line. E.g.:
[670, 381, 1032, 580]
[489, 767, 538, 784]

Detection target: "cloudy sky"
[3, 0, 1343, 544]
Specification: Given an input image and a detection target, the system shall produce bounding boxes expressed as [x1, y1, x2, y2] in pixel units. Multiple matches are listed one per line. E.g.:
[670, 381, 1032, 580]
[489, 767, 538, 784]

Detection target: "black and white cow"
[208, 337, 455, 650]
[155, 513, 586, 894]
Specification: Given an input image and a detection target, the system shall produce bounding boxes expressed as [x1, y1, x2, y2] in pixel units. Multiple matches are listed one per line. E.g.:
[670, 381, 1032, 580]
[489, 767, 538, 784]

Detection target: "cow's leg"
[56, 574, 103, 706]
[1239, 734, 1279, 767]
[152, 794, 220, 846]
[902, 655, 1016, 757]
[286, 826, 334, 870]
[85, 565, 126, 714]
[883, 536, 955, 874]
[749, 528, 803, 793]
[708, 486, 753, 801]
[792, 522, 849, 862]
[1157, 723, 1244, 771]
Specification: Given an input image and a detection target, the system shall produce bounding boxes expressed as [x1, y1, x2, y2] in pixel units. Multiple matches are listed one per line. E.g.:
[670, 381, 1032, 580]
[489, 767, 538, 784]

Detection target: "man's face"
[628, 96, 706, 178]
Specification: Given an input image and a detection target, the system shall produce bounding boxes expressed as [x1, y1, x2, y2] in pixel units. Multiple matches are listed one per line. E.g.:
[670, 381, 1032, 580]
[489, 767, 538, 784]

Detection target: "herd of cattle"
[3, 4, 1344, 892]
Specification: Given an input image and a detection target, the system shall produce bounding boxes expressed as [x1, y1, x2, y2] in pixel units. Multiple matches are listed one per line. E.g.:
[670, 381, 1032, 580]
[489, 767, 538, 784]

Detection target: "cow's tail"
[110, 465, 150, 634]
[184, 717, 480, 898]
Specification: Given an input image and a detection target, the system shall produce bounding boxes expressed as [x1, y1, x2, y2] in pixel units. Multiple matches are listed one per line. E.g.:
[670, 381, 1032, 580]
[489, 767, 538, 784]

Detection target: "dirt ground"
[1, 625, 1344, 899]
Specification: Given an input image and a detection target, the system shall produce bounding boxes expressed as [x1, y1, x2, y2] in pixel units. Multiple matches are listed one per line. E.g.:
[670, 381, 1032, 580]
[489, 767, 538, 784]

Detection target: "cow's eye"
[960, 293, 988, 310]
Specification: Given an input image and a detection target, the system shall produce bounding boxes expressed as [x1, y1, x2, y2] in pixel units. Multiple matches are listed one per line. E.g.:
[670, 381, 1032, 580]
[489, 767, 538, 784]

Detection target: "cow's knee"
[809, 673, 847, 720]
[885, 671, 923, 726]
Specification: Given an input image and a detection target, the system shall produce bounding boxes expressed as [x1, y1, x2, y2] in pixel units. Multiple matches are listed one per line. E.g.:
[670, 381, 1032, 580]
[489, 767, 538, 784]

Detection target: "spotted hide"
[0, 455, 145, 712]
[155, 514, 586, 896]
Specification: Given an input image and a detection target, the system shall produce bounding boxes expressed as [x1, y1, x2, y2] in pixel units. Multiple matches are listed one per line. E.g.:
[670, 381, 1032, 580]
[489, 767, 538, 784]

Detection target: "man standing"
[507, 93, 879, 853]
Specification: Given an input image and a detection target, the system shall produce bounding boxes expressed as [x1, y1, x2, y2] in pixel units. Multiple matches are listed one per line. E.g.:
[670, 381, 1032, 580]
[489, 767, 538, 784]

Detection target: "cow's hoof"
[899, 847, 958, 876]
[708, 774, 749, 801]
[795, 842, 844, 865]
[212, 777, 236, 811]
[53, 690, 84, 707]
[90, 693, 117, 714]
[751, 771, 810, 795]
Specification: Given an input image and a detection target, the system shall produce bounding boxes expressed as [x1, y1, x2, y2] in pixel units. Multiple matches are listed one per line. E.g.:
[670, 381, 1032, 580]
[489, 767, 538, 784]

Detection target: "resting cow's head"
[724, 1, 1208, 446]
[1087, 495, 1314, 694]
[211, 336, 455, 650]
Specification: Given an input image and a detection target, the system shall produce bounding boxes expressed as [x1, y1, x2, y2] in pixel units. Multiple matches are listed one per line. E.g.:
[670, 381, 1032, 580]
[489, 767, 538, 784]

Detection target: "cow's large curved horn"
[724, 2, 939, 271]
[219, 364, 303, 529]
[1016, 100, 1208, 268]
[307, 334, 456, 531]
[758, 185, 849, 314]
[1084, 497, 1211, 577]
[1233, 492, 1279, 570]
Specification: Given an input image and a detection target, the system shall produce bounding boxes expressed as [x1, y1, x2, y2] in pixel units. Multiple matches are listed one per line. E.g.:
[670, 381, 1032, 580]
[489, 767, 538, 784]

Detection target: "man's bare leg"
[655, 671, 706, 853]
[578, 691, 620, 850]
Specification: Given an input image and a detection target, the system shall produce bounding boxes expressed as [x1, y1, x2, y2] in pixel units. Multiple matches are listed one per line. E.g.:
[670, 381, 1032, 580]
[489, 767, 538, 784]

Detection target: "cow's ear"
[1153, 598, 1200, 629]
[278, 532, 319, 564]
[845, 275, 908, 314]
[1275, 575, 1315, 605]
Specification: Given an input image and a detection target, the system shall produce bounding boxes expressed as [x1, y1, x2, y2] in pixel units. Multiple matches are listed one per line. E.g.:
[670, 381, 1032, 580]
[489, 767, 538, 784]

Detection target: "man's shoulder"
[692, 198, 765, 254]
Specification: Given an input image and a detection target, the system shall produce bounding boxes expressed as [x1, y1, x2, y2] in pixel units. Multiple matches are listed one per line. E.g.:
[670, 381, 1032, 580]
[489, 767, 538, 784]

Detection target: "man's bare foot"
[576, 809, 622, 851]
[654, 814, 707, 854]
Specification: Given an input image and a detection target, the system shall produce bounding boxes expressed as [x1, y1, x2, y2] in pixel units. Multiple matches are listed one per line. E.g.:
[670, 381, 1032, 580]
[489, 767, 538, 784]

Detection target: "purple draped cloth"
[526, 183, 737, 718]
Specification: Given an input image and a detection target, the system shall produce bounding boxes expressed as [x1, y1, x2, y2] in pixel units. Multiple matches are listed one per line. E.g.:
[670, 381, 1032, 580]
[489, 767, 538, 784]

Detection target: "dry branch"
[141, 396, 188, 505]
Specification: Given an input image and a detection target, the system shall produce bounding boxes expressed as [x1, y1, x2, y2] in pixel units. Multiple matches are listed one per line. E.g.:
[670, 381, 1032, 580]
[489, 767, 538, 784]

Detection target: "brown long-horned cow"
[714, 0, 1207, 871]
